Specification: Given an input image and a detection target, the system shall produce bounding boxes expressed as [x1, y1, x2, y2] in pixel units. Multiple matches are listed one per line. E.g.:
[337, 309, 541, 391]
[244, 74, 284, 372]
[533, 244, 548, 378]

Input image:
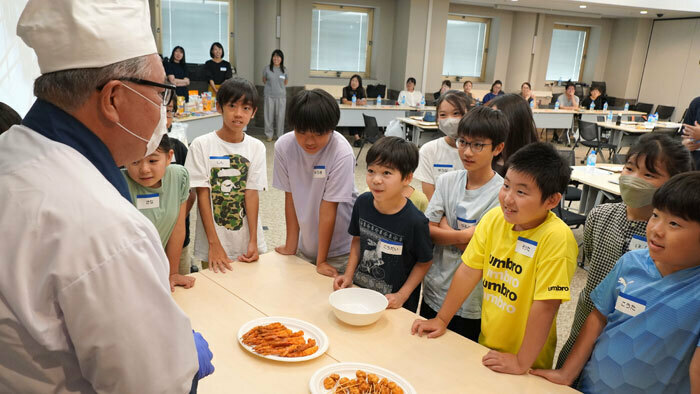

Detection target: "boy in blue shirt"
[532, 172, 700, 393]
[334, 137, 433, 311]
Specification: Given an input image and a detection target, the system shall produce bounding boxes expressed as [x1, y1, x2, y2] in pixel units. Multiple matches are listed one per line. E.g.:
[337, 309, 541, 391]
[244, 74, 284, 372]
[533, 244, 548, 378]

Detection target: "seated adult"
[397, 77, 423, 106]
[520, 82, 536, 108]
[433, 80, 452, 100]
[556, 83, 579, 110]
[341, 74, 367, 146]
[681, 96, 700, 169]
[463, 80, 476, 107]
[482, 80, 504, 104]
[204, 42, 233, 97]
[581, 86, 607, 110]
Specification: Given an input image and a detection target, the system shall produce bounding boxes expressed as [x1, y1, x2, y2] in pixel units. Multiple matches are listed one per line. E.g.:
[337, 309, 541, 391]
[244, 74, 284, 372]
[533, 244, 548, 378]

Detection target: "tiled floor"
[189, 126, 601, 367]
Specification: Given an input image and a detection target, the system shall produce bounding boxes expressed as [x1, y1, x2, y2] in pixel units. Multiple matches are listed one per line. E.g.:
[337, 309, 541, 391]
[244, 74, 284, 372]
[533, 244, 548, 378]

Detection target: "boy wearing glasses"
[413, 141, 577, 375]
[419, 106, 506, 341]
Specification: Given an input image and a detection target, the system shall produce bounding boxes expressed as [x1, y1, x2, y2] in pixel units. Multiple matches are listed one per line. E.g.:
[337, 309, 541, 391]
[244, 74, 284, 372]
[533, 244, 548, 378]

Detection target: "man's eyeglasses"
[97, 78, 176, 106]
[456, 138, 492, 152]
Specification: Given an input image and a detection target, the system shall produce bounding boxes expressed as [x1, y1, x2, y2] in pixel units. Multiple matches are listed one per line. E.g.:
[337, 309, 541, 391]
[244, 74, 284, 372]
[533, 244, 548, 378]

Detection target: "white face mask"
[438, 117, 460, 140]
[116, 83, 168, 157]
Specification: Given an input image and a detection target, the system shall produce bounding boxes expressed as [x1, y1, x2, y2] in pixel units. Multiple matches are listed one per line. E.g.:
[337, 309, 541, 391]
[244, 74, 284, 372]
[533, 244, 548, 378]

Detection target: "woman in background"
[166, 46, 190, 101]
[204, 42, 233, 98]
[520, 82, 536, 107]
[482, 80, 504, 104]
[262, 49, 288, 142]
[397, 77, 423, 106]
[341, 74, 367, 146]
[487, 93, 538, 176]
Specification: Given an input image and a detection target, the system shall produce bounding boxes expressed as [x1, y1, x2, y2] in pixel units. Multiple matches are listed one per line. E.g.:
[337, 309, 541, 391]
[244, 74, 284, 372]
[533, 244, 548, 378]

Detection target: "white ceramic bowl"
[329, 288, 388, 326]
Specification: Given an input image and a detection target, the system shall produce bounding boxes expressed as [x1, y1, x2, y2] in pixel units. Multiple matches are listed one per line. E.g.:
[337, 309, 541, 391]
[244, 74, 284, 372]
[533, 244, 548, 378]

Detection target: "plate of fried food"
[238, 316, 329, 362]
[309, 362, 416, 394]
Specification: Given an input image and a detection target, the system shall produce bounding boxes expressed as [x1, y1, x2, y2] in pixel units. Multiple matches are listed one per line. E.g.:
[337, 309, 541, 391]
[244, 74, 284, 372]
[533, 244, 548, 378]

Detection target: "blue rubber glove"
[193, 331, 214, 379]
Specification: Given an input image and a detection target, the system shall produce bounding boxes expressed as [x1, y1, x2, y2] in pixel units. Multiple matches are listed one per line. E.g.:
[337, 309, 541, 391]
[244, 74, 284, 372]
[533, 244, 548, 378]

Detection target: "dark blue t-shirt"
[348, 192, 433, 294]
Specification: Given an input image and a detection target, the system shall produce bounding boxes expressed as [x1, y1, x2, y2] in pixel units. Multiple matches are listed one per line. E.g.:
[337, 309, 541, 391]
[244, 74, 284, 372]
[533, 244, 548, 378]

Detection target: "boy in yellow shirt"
[412, 142, 578, 373]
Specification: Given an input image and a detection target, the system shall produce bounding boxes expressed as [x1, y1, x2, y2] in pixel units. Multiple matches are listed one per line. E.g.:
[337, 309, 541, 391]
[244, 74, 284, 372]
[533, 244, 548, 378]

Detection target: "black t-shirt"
[169, 136, 191, 247]
[342, 86, 366, 101]
[581, 95, 606, 110]
[165, 61, 189, 99]
[348, 192, 433, 294]
[204, 60, 233, 85]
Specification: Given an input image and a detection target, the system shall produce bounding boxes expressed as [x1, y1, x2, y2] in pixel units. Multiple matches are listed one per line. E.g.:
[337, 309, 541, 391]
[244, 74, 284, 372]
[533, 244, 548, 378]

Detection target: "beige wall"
[390, 0, 411, 90]
[254, 0, 279, 84]
[604, 18, 652, 100]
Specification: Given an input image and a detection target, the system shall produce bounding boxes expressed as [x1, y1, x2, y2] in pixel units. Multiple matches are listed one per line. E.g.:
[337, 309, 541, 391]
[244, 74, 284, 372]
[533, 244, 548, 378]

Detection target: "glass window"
[545, 25, 590, 82]
[442, 16, 490, 80]
[161, 0, 230, 64]
[310, 4, 374, 77]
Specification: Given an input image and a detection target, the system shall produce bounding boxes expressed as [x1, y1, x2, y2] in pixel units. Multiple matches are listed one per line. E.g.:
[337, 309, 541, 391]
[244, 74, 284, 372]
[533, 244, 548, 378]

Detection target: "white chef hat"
[17, 0, 157, 74]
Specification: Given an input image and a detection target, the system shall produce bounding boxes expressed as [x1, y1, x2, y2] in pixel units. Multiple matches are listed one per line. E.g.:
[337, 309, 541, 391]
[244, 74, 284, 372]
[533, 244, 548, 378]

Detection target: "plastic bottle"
[589, 101, 596, 110]
[530, 100, 534, 109]
[603, 102, 608, 111]
[400, 95, 406, 106]
[558, 77, 562, 86]
[653, 112, 659, 123]
[376, 94, 382, 107]
[352, 94, 357, 107]
[607, 111, 613, 122]
[624, 102, 629, 111]
[554, 101, 560, 110]
[586, 150, 597, 173]
[419, 96, 425, 108]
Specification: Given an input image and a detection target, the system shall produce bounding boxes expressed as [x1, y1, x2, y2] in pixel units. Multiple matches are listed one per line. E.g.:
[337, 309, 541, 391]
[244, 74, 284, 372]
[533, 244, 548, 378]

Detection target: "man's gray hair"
[34, 55, 152, 113]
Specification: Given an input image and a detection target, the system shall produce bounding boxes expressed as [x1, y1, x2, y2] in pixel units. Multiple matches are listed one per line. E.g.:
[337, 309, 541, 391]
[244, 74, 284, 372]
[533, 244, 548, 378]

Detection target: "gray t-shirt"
[272, 131, 358, 261]
[263, 66, 288, 98]
[423, 170, 503, 319]
[557, 94, 580, 108]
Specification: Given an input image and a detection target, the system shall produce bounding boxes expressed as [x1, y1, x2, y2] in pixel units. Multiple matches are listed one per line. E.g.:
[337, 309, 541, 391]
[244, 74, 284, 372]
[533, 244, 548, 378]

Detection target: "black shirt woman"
[341, 74, 367, 146]
[165, 46, 190, 101]
[204, 42, 233, 98]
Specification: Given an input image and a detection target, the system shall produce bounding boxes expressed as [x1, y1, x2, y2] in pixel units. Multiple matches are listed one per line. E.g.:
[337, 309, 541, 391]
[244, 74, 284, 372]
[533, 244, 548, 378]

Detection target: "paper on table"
[598, 165, 623, 173]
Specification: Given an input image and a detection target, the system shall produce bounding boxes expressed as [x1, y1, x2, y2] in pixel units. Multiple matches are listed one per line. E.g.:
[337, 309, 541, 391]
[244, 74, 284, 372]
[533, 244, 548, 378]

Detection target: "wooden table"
[579, 109, 645, 124]
[595, 121, 681, 151]
[397, 117, 440, 147]
[174, 254, 577, 393]
[338, 104, 435, 128]
[570, 164, 623, 214]
[173, 112, 222, 142]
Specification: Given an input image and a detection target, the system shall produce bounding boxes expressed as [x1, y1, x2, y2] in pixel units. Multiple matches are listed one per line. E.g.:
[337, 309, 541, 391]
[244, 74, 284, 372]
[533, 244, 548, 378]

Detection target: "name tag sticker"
[379, 239, 403, 255]
[313, 165, 326, 178]
[628, 235, 648, 251]
[220, 66, 227, 72]
[515, 237, 537, 258]
[279, 75, 286, 80]
[433, 164, 453, 175]
[615, 292, 646, 317]
[136, 193, 160, 209]
[457, 217, 476, 230]
[209, 156, 230, 168]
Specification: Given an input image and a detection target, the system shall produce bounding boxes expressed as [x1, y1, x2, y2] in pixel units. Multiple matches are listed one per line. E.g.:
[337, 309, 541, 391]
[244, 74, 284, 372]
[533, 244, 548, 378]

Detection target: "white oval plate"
[309, 362, 416, 394]
[238, 316, 329, 362]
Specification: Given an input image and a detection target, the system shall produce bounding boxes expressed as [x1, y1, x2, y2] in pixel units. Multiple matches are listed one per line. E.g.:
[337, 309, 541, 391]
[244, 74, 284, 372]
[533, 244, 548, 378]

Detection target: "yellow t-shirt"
[462, 207, 577, 369]
[408, 188, 429, 212]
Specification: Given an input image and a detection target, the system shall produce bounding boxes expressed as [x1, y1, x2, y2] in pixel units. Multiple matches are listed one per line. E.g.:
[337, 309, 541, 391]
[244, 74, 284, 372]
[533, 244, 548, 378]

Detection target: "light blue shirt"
[579, 249, 700, 393]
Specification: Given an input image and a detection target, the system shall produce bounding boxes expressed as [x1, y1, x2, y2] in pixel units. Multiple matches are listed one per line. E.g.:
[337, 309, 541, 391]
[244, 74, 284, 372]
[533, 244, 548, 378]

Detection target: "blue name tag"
[313, 165, 326, 178]
[456, 217, 476, 230]
[136, 193, 159, 209]
[515, 237, 537, 257]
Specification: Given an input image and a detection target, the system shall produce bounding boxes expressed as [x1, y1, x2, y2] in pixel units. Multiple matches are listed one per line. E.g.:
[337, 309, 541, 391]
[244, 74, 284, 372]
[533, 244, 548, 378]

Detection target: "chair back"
[362, 114, 383, 143]
[577, 119, 599, 141]
[557, 149, 576, 166]
[633, 102, 653, 115]
[597, 116, 605, 122]
[612, 153, 627, 164]
[651, 126, 680, 136]
[655, 105, 675, 121]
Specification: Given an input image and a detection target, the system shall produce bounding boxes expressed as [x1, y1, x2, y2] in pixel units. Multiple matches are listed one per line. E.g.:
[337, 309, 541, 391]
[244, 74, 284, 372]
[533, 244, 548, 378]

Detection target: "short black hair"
[463, 80, 472, 87]
[627, 133, 694, 176]
[653, 172, 700, 224]
[158, 133, 172, 152]
[406, 77, 416, 85]
[521, 82, 531, 89]
[457, 106, 508, 146]
[209, 42, 224, 58]
[0, 102, 22, 134]
[216, 76, 258, 111]
[504, 142, 571, 202]
[565, 82, 575, 90]
[436, 91, 471, 119]
[288, 89, 340, 135]
[366, 136, 419, 180]
[490, 80, 503, 92]
[442, 80, 452, 88]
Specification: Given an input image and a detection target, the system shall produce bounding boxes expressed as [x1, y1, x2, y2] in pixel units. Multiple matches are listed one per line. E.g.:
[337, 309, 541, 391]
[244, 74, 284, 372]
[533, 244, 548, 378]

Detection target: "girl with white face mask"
[413, 91, 471, 200]
[556, 133, 693, 372]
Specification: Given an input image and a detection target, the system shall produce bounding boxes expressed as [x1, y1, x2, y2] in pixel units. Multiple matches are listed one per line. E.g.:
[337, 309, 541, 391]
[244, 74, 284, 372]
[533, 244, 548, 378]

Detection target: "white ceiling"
[452, 0, 700, 19]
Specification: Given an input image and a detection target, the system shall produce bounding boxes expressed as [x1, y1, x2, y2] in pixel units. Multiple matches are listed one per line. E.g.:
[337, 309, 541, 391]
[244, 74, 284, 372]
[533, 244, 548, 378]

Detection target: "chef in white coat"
[0, 1, 214, 393]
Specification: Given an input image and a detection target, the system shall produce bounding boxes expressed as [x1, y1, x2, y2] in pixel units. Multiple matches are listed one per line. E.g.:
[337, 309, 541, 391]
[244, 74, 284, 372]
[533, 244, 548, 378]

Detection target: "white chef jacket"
[0, 120, 198, 392]
[397, 90, 424, 107]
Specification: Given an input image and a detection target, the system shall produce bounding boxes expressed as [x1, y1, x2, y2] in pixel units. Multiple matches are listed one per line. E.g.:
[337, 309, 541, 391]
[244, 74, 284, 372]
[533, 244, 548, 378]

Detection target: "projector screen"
[1, 0, 40, 117]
